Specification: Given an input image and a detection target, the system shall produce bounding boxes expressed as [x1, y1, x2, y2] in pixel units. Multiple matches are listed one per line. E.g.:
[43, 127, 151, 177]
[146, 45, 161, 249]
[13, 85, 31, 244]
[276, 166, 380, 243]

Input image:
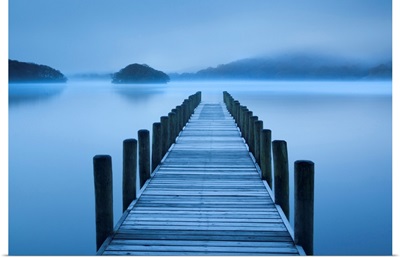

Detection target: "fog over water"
[8, 80, 391, 255]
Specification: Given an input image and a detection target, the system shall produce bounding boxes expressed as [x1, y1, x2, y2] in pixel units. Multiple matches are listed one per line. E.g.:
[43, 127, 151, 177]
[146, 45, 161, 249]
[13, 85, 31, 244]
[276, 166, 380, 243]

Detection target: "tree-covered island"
[9, 59, 67, 83]
[112, 63, 170, 84]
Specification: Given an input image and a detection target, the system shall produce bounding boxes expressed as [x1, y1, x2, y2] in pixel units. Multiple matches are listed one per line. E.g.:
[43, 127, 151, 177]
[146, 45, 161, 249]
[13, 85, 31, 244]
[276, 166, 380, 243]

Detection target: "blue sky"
[8, 0, 392, 74]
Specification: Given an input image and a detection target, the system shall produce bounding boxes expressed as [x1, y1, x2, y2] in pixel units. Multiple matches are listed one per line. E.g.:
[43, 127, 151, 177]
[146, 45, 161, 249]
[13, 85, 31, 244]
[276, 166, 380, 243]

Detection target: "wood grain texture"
[98, 102, 301, 256]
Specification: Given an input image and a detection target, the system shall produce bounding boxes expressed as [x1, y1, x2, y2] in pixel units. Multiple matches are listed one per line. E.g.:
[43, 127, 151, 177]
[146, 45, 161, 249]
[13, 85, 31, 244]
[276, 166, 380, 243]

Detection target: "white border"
[392, 0, 398, 256]
[1, 0, 9, 256]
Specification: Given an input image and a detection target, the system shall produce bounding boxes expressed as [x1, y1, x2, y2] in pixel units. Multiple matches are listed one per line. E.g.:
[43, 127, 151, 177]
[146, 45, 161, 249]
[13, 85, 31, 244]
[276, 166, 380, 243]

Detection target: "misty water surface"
[9, 80, 391, 255]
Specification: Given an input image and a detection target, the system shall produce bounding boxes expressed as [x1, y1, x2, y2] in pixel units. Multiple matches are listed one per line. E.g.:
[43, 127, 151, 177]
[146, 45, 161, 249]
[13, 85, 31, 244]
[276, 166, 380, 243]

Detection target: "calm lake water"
[8, 80, 392, 255]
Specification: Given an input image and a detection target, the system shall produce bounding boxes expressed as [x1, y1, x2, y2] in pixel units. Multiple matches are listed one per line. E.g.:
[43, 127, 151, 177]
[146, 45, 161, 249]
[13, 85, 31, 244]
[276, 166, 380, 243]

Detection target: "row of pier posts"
[93, 91, 201, 251]
[223, 91, 315, 255]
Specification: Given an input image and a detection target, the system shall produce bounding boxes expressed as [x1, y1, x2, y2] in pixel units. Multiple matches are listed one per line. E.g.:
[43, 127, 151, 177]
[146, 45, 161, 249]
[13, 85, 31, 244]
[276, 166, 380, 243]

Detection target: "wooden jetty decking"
[97, 101, 306, 255]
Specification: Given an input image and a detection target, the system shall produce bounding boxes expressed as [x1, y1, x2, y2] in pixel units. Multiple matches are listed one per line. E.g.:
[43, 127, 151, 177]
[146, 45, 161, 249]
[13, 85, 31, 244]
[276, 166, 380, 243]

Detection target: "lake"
[8, 80, 392, 255]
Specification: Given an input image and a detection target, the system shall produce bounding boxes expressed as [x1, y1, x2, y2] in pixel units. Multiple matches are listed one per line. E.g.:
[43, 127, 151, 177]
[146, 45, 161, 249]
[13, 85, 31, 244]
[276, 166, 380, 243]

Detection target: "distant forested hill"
[169, 54, 392, 81]
[112, 63, 170, 84]
[9, 59, 67, 83]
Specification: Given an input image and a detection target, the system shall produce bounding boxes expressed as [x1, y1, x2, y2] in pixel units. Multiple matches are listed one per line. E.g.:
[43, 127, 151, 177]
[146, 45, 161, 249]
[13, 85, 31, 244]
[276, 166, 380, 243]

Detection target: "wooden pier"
[93, 92, 314, 255]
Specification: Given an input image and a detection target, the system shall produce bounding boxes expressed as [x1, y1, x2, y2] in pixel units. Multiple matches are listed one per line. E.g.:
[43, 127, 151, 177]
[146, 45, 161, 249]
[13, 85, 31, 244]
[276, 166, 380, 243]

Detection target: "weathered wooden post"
[184, 99, 190, 123]
[243, 110, 249, 142]
[227, 94, 233, 112]
[171, 109, 179, 140]
[249, 115, 258, 154]
[160, 116, 169, 156]
[225, 94, 230, 111]
[192, 94, 196, 111]
[240, 107, 248, 137]
[123, 139, 137, 212]
[245, 111, 253, 144]
[223, 91, 228, 106]
[179, 103, 184, 129]
[238, 105, 243, 130]
[182, 102, 188, 127]
[254, 120, 263, 164]
[189, 95, 194, 114]
[294, 160, 314, 255]
[152, 122, 162, 172]
[234, 101, 240, 123]
[180, 103, 186, 129]
[260, 129, 272, 185]
[272, 140, 290, 220]
[260, 129, 272, 187]
[138, 129, 150, 188]
[229, 95, 234, 113]
[168, 112, 177, 146]
[243, 109, 249, 140]
[196, 91, 202, 106]
[93, 155, 113, 251]
[236, 102, 240, 123]
[231, 99, 236, 119]
[238, 105, 244, 130]
[176, 106, 183, 131]
[182, 101, 188, 127]
[222, 91, 228, 104]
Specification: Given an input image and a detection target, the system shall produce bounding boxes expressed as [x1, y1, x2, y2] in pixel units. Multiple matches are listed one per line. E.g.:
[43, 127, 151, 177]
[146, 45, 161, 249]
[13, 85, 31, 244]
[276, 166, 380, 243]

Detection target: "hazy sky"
[8, 0, 392, 74]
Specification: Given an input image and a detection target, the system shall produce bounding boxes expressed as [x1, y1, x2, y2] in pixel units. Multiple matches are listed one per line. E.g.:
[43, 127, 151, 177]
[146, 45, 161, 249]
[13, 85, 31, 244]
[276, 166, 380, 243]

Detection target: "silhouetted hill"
[112, 63, 170, 84]
[364, 62, 392, 79]
[9, 59, 67, 83]
[169, 54, 392, 81]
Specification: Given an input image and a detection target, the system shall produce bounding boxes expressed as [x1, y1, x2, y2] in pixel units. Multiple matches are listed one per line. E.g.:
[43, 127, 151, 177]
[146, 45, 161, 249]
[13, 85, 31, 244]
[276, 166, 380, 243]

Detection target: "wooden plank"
[135, 200, 274, 204]
[129, 210, 280, 215]
[135, 200, 274, 205]
[125, 215, 283, 220]
[113, 234, 293, 242]
[121, 221, 286, 228]
[124, 217, 283, 223]
[119, 225, 287, 232]
[138, 200, 270, 205]
[107, 239, 294, 247]
[105, 244, 299, 253]
[102, 251, 297, 255]
[116, 229, 291, 237]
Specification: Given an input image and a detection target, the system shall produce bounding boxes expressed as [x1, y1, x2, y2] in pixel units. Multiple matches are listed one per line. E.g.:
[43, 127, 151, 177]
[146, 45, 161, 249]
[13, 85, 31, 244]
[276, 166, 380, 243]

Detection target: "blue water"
[8, 80, 392, 255]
